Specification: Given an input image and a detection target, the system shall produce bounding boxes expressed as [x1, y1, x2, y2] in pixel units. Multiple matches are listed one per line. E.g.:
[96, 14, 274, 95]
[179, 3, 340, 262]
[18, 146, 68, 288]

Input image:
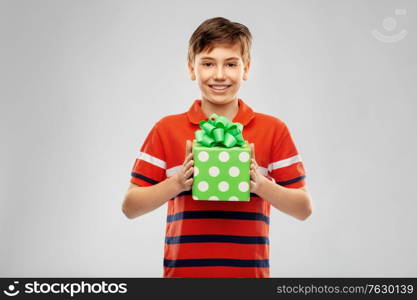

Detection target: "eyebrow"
[200, 56, 240, 61]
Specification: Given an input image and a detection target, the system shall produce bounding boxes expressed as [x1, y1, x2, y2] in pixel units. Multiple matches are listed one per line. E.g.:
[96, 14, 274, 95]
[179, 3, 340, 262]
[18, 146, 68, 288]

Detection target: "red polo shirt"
[130, 98, 306, 278]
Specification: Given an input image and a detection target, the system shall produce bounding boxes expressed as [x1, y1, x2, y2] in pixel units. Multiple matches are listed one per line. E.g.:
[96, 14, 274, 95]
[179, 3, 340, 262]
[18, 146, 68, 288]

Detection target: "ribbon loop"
[200, 121, 215, 135]
[195, 113, 245, 148]
[212, 128, 224, 143]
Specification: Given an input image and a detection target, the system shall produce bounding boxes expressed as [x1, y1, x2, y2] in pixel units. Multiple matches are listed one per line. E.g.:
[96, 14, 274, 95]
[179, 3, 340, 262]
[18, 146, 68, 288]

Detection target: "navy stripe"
[164, 258, 269, 268]
[165, 234, 269, 245]
[178, 190, 192, 196]
[171, 190, 192, 200]
[130, 174, 259, 200]
[131, 172, 303, 196]
[167, 210, 269, 225]
[277, 175, 306, 186]
[131, 172, 159, 185]
[170, 191, 260, 200]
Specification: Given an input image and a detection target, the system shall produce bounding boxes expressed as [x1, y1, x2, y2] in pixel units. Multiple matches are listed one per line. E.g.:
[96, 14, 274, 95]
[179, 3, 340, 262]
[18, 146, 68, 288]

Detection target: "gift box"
[192, 113, 251, 201]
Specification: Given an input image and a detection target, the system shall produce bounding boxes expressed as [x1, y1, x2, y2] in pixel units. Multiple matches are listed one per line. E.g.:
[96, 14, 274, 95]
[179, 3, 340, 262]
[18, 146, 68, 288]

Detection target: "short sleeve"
[130, 123, 167, 187]
[268, 122, 306, 188]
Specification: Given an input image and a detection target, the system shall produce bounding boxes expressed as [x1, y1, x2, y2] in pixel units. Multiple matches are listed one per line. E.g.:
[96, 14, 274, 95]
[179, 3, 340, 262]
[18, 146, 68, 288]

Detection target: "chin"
[204, 95, 237, 105]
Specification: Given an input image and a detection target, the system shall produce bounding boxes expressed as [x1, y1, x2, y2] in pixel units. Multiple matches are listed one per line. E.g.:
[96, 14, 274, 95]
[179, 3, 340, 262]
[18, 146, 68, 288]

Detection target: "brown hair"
[187, 17, 252, 65]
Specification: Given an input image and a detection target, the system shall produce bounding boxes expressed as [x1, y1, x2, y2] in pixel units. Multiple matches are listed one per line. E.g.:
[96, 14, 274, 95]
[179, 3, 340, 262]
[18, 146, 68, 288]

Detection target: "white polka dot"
[198, 151, 209, 162]
[194, 166, 199, 176]
[209, 196, 219, 200]
[239, 152, 250, 162]
[229, 166, 240, 177]
[193, 195, 199, 200]
[198, 181, 209, 192]
[229, 196, 239, 201]
[209, 166, 219, 177]
[218, 181, 229, 192]
[218, 151, 229, 162]
[239, 181, 249, 192]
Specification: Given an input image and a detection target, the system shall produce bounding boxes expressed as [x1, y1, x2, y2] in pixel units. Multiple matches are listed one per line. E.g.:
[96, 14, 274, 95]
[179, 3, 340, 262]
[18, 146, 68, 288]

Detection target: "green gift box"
[192, 113, 251, 202]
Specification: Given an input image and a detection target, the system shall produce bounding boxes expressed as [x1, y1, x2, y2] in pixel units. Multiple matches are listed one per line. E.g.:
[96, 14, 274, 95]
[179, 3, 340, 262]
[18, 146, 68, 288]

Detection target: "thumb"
[185, 140, 192, 158]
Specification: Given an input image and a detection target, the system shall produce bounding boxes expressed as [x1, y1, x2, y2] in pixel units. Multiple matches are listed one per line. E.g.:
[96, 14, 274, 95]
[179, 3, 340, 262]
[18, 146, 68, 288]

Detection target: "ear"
[243, 60, 251, 81]
[188, 62, 196, 81]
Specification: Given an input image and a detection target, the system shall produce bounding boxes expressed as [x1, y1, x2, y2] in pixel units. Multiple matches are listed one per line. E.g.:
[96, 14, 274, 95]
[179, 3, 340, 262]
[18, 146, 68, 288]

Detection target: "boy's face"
[188, 42, 250, 106]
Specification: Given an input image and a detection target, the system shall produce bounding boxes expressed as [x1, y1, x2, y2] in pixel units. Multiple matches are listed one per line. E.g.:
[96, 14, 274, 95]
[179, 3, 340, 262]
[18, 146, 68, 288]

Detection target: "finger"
[184, 159, 194, 169]
[182, 153, 194, 167]
[185, 139, 192, 158]
[250, 143, 255, 160]
[252, 158, 258, 168]
[185, 177, 193, 186]
[184, 152, 193, 165]
[185, 166, 194, 178]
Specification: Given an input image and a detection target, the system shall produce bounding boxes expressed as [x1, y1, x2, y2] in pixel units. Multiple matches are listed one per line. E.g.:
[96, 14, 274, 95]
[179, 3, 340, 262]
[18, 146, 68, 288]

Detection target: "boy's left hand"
[250, 143, 265, 194]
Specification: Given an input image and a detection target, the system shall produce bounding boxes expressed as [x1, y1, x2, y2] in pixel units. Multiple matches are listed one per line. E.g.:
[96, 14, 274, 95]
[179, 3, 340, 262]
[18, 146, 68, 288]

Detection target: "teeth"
[211, 85, 229, 90]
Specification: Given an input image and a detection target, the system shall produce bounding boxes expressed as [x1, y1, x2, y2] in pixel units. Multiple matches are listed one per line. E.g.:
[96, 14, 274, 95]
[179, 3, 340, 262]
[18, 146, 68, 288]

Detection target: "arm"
[249, 143, 312, 221]
[122, 178, 182, 219]
[256, 177, 313, 221]
[122, 140, 194, 219]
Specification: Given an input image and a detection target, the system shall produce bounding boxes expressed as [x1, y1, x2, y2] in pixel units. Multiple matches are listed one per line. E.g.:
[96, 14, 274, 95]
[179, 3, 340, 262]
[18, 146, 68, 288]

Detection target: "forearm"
[122, 176, 182, 219]
[256, 177, 312, 220]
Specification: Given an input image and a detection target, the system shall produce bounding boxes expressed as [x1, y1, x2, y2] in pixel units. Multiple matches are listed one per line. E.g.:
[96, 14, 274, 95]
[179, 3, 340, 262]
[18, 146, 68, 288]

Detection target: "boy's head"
[187, 17, 252, 106]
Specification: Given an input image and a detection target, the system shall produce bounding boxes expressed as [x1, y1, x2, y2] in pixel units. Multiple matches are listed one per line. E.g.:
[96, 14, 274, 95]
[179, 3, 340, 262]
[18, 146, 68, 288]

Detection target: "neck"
[201, 98, 239, 121]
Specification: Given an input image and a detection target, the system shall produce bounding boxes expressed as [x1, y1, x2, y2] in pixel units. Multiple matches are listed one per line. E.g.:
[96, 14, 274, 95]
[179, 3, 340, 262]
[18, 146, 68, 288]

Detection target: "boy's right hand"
[174, 140, 194, 192]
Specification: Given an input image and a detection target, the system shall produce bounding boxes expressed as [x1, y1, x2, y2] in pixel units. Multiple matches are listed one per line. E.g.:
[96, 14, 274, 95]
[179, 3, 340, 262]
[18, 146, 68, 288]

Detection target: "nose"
[214, 65, 226, 80]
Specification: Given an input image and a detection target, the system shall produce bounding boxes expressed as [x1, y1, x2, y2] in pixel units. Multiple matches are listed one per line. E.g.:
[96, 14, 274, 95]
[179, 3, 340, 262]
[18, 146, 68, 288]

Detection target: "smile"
[209, 85, 231, 93]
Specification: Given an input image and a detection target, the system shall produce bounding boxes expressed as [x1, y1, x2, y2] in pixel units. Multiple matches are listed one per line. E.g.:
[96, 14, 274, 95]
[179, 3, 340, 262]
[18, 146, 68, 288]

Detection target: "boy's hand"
[250, 143, 265, 194]
[174, 140, 194, 192]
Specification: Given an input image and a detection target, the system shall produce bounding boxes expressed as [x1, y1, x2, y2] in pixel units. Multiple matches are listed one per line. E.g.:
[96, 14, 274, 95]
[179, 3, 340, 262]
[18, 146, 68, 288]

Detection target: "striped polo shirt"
[130, 98, 306, 278]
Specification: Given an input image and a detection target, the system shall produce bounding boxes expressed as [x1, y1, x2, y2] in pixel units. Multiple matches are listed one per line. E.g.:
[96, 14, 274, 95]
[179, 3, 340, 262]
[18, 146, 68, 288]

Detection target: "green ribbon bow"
[195, 113, 245, 148]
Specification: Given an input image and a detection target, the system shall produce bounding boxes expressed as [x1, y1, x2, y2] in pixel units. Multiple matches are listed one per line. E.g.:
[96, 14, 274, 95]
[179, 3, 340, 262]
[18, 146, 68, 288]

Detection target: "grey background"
[1, 0, 416, 277]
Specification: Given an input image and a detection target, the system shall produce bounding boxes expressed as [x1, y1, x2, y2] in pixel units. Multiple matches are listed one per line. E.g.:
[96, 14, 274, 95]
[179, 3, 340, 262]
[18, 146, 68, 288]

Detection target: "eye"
[227, 63, 237, 67]
[202, 62, 213, 67]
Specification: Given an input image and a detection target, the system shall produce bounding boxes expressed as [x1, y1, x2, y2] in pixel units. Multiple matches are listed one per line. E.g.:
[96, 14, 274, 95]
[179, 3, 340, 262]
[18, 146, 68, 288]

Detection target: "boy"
[122, 17, 313, 278]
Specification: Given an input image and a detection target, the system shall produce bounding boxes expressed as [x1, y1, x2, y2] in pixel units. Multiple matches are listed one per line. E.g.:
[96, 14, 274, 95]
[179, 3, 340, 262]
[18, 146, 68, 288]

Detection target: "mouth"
[208, 84, 232, 93]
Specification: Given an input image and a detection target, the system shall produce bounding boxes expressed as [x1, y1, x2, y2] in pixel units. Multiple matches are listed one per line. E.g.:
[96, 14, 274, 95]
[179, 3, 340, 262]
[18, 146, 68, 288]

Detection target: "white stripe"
[137, 153, 300, 177]
[268, 154, 302, 172]
[166, 165, 181, 177]
[137, 152, 166, 169]
[258, 166, 268, 176]
[166, 164, 268, 177]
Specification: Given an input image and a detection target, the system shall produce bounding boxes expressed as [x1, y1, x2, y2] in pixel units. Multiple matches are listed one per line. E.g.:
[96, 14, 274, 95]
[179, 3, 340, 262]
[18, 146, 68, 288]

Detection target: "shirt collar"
[186, 98, 255, 126]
